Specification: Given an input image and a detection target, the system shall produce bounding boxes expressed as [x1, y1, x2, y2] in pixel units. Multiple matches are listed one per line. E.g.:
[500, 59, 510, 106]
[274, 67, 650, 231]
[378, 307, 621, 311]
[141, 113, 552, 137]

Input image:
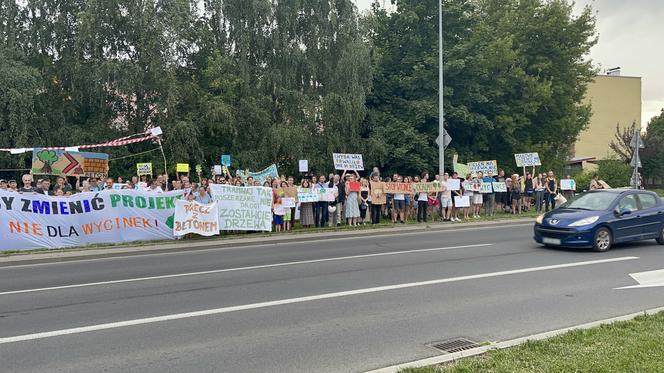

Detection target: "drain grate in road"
[429, 338, 480, 353]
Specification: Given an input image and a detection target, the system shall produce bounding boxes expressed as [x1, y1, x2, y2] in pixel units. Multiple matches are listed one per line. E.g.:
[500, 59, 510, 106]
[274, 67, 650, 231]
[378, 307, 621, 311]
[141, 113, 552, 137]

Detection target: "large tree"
[364, 0, 597, 175]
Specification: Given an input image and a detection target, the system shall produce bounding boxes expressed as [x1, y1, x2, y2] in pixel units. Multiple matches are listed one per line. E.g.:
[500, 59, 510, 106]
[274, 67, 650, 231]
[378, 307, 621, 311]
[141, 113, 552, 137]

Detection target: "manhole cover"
[429, 338, 480, 353]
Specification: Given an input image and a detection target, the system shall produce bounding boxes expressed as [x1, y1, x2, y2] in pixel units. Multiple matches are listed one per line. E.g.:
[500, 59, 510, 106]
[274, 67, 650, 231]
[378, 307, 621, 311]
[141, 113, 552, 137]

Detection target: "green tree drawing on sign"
[37, 150, 58, 174]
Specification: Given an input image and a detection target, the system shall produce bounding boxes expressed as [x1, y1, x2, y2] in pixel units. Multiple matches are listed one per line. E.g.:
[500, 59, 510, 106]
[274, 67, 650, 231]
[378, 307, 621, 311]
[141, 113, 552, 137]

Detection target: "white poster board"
[447, 179, 461, 191]
[514, 153, 541, 167]
[480, 182, 493, 194]
[209, 185, 273, 231]
[492, 182, 507, 192]
[454, 196, 471, 207]
[332, 153, 364, 170]
[299, 160, 309, 173]
[560, 179, 576, 191]
[173, 200, 220, 237]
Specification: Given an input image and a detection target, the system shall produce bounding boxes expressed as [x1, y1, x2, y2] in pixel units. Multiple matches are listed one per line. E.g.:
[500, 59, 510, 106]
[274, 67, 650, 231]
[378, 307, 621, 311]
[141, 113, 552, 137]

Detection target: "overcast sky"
[355, 0, 664, 125]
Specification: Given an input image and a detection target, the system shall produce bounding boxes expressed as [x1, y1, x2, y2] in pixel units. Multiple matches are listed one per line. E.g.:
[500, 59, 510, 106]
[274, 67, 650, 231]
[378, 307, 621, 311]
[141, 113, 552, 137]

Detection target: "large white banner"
[209, 185, 273, 231]
[0, 190, 183, 251]
[173, 200, 220, 237]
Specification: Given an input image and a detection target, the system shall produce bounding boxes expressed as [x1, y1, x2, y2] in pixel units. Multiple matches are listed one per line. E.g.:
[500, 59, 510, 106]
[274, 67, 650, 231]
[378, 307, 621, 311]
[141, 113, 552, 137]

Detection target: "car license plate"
[543, 237, 561, 245]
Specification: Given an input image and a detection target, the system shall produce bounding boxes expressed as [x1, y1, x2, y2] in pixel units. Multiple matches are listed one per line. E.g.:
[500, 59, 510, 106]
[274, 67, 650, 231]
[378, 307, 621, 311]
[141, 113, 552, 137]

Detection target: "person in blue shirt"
[481, 172, 496, 217]
[194, 186, 212, 204]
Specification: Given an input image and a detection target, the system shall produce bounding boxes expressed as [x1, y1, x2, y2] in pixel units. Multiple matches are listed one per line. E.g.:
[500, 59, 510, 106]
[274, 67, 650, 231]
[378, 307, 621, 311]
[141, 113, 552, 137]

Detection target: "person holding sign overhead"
[344, 170, 361, 226]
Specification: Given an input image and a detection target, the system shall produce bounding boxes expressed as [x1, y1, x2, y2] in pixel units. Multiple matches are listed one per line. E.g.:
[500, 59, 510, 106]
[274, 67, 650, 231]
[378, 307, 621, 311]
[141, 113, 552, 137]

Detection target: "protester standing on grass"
[416, 173, 429, 223]
[439, 173, 452, 221]
[545, 171, 558, 211]
[472, 173, 483, 218]
[511, 174, 522, 214]
[534, 173, 545, 213]
[562, 174, 575, 201]
[334, 174, 345, 226]
[404, 176, 413, 221]
[359, 178, 370, 225]
[392, 175, 406, 224]
[370, 174, 383, 225]
[481, 172, 496, 217]
[273, 196, 284, 232]
[345, 172, 361, 226]
[523, 172, 534, 212]
[299, 179, 315, 228]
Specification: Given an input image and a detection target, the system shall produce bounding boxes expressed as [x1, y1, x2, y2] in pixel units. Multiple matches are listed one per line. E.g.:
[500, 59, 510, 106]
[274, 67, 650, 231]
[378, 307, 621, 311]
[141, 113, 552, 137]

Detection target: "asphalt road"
[1, 222, 664, 373]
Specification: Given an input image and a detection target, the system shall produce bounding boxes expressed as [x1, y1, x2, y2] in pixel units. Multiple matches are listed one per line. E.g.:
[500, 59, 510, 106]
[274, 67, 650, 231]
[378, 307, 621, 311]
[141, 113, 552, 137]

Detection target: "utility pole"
[630, 121, 644, 189]
[438, 0, 445, 176]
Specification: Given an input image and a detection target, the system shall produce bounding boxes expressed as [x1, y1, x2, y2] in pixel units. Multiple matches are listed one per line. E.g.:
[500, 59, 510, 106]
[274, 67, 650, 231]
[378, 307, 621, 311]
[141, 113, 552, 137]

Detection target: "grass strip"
[402, 311, 664, 373]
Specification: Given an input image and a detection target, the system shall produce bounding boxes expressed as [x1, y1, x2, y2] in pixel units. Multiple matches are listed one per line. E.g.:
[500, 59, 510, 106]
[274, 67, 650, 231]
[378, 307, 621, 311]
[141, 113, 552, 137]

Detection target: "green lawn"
[402, 311, 664, 373]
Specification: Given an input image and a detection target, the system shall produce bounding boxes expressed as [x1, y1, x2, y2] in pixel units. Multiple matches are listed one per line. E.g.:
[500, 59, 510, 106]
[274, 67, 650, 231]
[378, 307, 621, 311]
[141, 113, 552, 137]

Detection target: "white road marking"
[0, 256, 638, 345]
[615, 268, 664, 289]
[0, 244, 493, 296]
[0, 222, 532, 269]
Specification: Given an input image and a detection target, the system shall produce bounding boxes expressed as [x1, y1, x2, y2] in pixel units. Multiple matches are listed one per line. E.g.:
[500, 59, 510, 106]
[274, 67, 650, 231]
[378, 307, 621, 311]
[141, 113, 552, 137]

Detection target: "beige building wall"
[575, 75, 642, 159]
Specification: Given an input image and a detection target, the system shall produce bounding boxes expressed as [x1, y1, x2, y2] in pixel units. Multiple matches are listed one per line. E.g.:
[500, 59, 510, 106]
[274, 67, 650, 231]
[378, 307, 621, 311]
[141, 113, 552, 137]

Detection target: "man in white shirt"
[145, 179, 164, 194]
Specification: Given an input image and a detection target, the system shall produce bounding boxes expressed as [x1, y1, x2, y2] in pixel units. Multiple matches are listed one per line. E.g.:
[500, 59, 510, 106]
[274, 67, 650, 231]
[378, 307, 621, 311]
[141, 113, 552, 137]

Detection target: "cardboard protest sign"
[176, 163, 190, 173]
[209, 185, 272, 231]
[348, 181, 361, 193]
[136, 163, 152, 176]
[447, 179, 461, 191]
[453, 162, 470, 177]
[492, 182, 507, 192]
[237, 164, 279, 184]
[282, 197, 296, 208]
[221, 155, 231, 167]
[213, 165, 222, 175]
[297, 188, 319, 203]
[283, 186, 298, 201]
[31, 149, 109, 178]
[383, 182, 413, 194]
[299, 160, 308, 173]
[480, 182, 493, 194]
[173, 200, 220, 237]
[333, 153, 364, 170]
[370, 181, 386, 205]
[462, 180, 481, 192]
[560, 179, 576, 191]
[412, 182, 445, 193]
[454, 196, 471, 208]
[468, 160, 498, 175]
[514, 153, 541, 167]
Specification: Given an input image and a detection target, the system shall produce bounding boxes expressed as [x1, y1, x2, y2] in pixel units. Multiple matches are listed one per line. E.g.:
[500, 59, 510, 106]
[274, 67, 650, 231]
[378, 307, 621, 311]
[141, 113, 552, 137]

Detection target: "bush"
[573, 170, 594, 192]
[597, 160, 631, 188]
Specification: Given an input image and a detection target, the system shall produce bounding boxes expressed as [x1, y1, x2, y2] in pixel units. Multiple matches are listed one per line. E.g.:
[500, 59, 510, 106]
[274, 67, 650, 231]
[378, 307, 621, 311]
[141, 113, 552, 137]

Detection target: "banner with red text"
[0, 190, 183, 251]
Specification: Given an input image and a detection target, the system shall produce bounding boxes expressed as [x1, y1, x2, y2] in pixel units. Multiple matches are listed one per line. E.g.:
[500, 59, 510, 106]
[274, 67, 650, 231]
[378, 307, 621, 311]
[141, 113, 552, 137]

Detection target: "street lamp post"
[438, 0, 445, 176]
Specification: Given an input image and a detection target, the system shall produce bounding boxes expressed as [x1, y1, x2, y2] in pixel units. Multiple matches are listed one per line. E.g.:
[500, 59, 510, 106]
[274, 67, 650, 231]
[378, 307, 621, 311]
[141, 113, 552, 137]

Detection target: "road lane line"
[0, 244, 493, 296]
[0, 256, 638, 344]
[0, 223, 533, 269]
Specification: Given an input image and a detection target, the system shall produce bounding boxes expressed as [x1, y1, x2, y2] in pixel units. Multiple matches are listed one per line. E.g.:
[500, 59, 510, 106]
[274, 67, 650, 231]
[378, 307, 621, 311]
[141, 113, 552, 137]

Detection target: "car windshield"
[559, 192, 617, 211]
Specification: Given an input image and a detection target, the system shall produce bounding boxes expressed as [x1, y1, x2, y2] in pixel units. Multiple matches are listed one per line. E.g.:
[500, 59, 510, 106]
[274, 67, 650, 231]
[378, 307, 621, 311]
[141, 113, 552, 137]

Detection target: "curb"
[0, 218, 534, 266]
[365, 305, 664, 373]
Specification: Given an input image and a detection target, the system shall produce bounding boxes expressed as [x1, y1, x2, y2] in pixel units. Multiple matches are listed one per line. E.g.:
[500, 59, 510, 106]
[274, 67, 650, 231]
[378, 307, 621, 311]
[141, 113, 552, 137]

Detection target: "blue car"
[534, 189, 664, 252]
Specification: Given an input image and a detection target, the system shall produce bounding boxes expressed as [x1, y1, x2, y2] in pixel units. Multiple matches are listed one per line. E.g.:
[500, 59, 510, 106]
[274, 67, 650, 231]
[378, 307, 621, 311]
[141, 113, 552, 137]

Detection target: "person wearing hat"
[8, 180, 18, 191]
[0, 179, 8, 191]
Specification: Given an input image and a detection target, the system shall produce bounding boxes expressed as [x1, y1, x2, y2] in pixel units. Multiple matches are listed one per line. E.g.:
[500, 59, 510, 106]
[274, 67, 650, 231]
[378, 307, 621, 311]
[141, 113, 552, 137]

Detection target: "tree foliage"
[364, 0, 597, 175]
[0, 0, 598, 179]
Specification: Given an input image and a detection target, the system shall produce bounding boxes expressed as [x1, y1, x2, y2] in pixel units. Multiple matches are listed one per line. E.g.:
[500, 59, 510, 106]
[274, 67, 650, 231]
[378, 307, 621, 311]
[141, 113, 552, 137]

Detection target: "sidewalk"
[0, 217, 534, 266]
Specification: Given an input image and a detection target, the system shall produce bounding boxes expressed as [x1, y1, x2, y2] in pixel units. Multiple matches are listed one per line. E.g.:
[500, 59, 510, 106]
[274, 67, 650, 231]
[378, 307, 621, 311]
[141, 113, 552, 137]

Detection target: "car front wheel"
[656, 225, 664, 245]
[593, 227, 612, 252]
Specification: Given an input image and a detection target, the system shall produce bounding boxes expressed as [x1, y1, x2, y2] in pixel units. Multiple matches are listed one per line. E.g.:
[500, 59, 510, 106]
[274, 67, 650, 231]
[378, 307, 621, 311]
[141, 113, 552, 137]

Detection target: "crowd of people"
[0, 166, 608, 233]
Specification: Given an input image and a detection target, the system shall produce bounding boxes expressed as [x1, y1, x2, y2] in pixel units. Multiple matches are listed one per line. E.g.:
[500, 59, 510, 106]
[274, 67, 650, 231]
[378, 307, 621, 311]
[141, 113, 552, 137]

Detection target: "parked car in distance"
[534, 189, 664, 252]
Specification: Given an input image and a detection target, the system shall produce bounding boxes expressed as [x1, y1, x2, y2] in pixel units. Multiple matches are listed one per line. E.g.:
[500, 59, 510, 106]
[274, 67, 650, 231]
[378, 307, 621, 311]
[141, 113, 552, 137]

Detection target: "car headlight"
[568, 216, 599, 227]
[535, 214, 544, 224]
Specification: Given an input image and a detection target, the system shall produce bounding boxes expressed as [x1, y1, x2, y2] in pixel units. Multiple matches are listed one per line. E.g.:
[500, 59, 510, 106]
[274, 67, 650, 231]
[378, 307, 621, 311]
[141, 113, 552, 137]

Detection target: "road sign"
[436, 129, 452, 148]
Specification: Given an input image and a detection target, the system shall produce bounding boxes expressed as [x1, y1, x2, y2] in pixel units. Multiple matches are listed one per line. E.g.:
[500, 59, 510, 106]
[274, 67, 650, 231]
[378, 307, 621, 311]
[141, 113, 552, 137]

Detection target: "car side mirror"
[616, 208, 632, 217]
